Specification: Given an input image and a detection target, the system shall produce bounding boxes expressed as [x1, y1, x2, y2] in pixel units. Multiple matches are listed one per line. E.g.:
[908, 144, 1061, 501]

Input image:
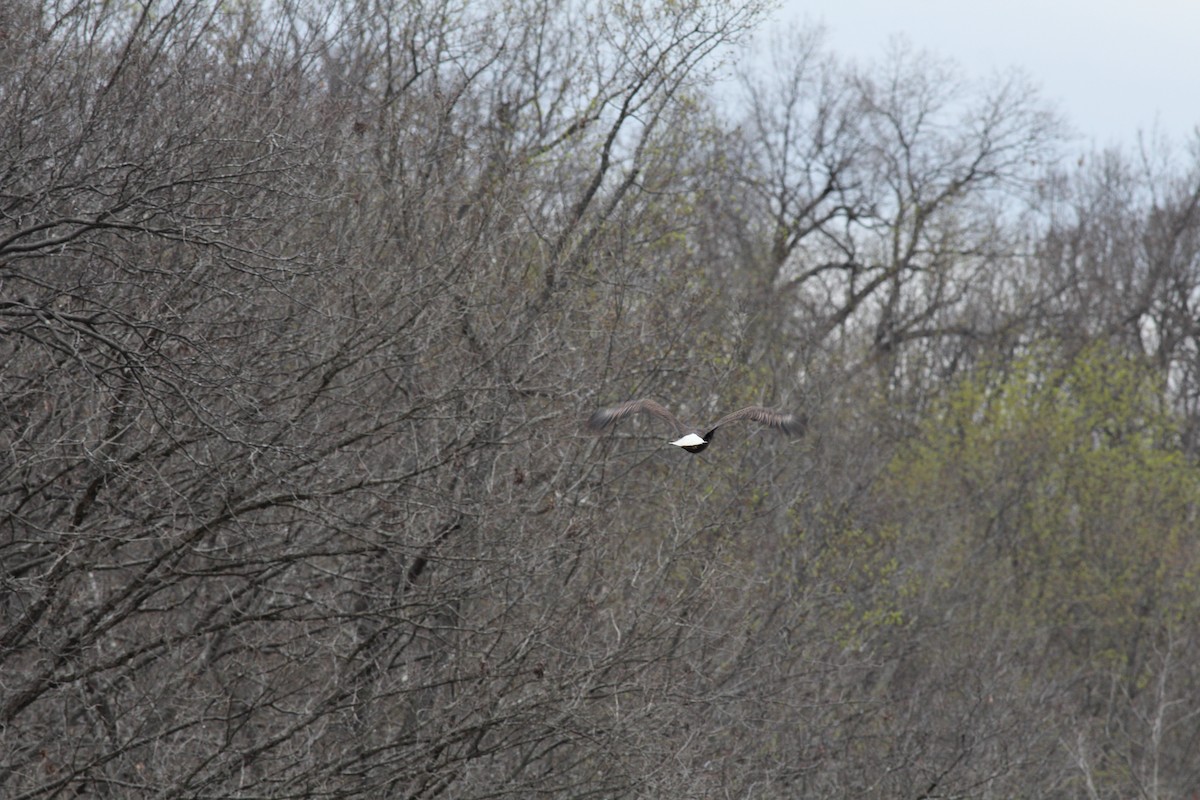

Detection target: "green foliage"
[788, 503, 912, 651]
[889, 344, 1200, 678]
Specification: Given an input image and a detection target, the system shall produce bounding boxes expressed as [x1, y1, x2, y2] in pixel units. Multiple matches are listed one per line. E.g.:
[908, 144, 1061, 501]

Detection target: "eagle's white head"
[669, 433, 706, 448]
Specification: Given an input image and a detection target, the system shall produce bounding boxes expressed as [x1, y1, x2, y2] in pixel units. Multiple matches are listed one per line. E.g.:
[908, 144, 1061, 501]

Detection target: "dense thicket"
[3, 1, 1199, 797]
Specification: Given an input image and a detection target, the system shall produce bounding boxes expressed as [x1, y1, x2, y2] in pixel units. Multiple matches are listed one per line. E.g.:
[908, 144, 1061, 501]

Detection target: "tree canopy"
[3, 1, 1200, 797]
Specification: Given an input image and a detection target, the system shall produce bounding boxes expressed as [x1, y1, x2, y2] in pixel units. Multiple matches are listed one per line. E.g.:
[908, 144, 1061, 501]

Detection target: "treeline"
[2, 1, 1199, 796]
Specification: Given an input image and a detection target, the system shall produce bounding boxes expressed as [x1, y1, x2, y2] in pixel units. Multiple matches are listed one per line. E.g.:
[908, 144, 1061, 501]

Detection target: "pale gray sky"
[775, 0, 1200, 148]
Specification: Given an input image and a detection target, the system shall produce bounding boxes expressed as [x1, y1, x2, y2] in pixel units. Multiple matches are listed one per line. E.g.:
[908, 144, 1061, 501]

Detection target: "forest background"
[3, 1, 1200, 796]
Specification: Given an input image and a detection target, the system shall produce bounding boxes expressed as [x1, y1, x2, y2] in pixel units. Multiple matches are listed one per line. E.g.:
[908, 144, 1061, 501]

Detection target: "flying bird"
[587, 399, 802, 454]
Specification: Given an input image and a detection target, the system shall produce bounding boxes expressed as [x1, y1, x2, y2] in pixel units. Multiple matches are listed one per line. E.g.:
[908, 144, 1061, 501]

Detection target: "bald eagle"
[587, 399, 802, 454]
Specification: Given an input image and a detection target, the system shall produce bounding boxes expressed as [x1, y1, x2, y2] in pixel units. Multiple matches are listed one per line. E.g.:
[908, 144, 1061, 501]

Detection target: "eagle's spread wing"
[587, 399, 686, 436]
[707, 406, 803, 437]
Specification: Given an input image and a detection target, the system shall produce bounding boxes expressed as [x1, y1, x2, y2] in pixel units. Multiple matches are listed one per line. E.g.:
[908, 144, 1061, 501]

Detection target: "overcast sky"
[773, 0, 1200, 150]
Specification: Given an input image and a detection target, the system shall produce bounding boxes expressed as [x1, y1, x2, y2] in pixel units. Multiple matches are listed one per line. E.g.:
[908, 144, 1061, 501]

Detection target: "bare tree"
[7, 2, 1200, 797]
[1, 0, 783, 797]
[1027, 137, 1200, 448]
[707, 32, 1064, 401]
